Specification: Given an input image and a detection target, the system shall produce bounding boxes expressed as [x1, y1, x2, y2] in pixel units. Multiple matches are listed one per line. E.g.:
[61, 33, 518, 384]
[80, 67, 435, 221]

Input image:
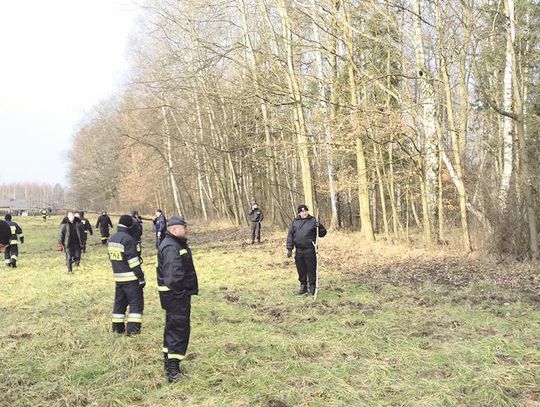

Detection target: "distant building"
[0, 198, 29, 216]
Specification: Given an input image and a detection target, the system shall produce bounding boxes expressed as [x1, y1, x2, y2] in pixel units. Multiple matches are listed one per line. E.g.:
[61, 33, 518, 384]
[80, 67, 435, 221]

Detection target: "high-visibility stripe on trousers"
[160, 291, 191, 361]
[112, 280, 144, 335]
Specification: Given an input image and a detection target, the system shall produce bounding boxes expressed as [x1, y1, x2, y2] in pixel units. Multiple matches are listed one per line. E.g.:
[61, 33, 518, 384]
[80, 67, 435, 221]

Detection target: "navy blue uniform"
[108, 226, 145, 335]
[157, 232, 199, 361]
[286, 215, 327, 293]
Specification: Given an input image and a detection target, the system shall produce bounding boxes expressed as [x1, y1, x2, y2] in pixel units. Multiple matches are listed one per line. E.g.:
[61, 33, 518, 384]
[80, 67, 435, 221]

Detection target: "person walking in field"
[96, 211, 113, 244]
[41, 209, 48, 222]
[59, 211, 84, 274]
[75, 211, 93, 253]
[157, 215, 199, 382]
[249, 203, 264, 244]
[286, 204, 327, 296]
[153, 209, 167, 249]
[108, 215, 145, 336]
[3, 214, 24, 268]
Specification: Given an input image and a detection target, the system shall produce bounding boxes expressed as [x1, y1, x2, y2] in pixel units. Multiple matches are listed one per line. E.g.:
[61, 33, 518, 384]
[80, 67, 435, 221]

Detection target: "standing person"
[286, 204, 327, 296]
[108, 215, 145, 336]
[96, 211, 113, 245]
[153, 209, 167, 249]
[249, 204, 264, 244]
[130, 209, 143, 256]
[59, 211, 84, 274]
[41, 209, 48, 222]
[75, 211, 93, 253]
[157, 215, 199, 383]
[4, 214, 24, 268]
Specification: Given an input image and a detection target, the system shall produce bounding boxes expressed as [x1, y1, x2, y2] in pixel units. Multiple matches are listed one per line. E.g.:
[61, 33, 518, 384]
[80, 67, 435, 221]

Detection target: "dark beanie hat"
[119, 214, 133, 228]
[297, 204, 309, 213]
[5, 213, 12, 221]
[0, 220, 10, 245]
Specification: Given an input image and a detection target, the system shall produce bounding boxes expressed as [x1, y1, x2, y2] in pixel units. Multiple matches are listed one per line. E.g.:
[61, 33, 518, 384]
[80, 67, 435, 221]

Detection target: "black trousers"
[160, 292, 191, 360]
[4, 243, 18, 265]
[65, 245, 81, 272]
[81, 238, 87, 253]
[295, 249, 317, 288]
[250, 222, 261, 242]
[112, 280, 144, 334]
[100, 228, 110, 244]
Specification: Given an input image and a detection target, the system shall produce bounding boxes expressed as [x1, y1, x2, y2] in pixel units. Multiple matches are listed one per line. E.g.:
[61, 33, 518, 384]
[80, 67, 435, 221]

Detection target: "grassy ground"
[0, 216, 538, 406]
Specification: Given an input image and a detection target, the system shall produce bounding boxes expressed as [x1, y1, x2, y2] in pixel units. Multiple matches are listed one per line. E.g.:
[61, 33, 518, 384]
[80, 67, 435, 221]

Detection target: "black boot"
[112, 322, 125, 334]
[11, 260, 16, 268]
[166, 359, 184, 383]
[296, 284, 308, 296]
[126, 322, 141, 336]
[308, 285, 316, 296]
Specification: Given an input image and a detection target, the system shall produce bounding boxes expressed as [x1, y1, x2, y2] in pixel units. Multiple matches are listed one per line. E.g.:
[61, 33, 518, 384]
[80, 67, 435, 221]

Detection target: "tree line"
[68, 0, 540, 257]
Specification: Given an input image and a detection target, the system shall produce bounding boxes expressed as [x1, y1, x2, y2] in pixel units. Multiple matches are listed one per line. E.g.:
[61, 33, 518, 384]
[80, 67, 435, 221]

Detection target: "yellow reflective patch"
[158, 286, 170, 292]
[179, 249, 188, 256]
[168, 353, 185, 360]
[114, 276, 138, 282]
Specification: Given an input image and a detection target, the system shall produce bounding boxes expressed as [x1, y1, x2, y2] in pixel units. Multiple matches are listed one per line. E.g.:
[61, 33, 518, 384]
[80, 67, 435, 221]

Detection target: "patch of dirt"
[8, 332, 33, 340]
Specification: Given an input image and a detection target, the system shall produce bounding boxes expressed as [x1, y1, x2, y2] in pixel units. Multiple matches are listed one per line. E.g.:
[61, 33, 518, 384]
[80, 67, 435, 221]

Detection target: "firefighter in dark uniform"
[4, 214, 24, 268]
[130, 209, 143, 256]
[96, 211, 113, 244]
[286, 204, 327, 295]
[59, 211, 84, 273]
[41, 209, 48, 222]
[157, 215, 199, 382]
[153, 209, 167, 249]
[249, 204, 264, 244]
[108, 215, 145, 336]
[0, 220, 11, 255]
[75, 211, 93, 253]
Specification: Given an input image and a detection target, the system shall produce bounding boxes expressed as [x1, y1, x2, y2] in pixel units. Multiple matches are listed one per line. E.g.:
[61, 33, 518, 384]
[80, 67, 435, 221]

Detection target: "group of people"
[0, 202, 326, 383]
[105, 212, 197, 383]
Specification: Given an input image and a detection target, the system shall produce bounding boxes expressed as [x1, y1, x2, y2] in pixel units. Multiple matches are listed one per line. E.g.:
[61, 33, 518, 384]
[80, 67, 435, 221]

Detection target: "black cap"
[297, 204, 309, 213]
[4, 213, 12, 221]
[119, 214, 134, 228]
[0, 220, 10, 245]
[168, 215, 188, 226]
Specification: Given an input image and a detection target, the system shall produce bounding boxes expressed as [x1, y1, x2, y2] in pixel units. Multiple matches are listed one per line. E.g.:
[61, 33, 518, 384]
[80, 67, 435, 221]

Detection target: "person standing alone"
[249, 204, 264, 244]
[286, 205, 327, 296]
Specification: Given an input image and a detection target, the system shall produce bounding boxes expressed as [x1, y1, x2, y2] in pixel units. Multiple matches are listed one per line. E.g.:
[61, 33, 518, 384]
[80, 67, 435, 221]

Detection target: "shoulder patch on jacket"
[179, 249, 188, 255]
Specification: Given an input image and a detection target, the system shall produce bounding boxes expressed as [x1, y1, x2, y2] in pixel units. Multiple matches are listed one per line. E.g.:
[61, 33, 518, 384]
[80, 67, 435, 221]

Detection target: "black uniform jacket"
[286, 215, 327, 251]
[157, 232, 199, 296]
[108, 226, 144, 283]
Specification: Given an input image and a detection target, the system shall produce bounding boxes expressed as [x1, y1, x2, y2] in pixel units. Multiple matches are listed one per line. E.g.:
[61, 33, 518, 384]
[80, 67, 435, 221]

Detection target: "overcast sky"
[0, 1, 141, 186]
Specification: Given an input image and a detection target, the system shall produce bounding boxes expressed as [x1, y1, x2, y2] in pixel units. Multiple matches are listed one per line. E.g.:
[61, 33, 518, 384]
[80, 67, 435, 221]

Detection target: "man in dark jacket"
[96, 211, 113, 244]
[75, 211, 93, 253]
[157, 215, 199, 383]
[4, 214, 24, 268]
[286, 204, 327, 296]
[249, 204, 264, 244]
[59, 212, 84, 273]
[153, 209, 167, 249]
[108, 215, 145, 336]
[130, 209, 143, 256]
